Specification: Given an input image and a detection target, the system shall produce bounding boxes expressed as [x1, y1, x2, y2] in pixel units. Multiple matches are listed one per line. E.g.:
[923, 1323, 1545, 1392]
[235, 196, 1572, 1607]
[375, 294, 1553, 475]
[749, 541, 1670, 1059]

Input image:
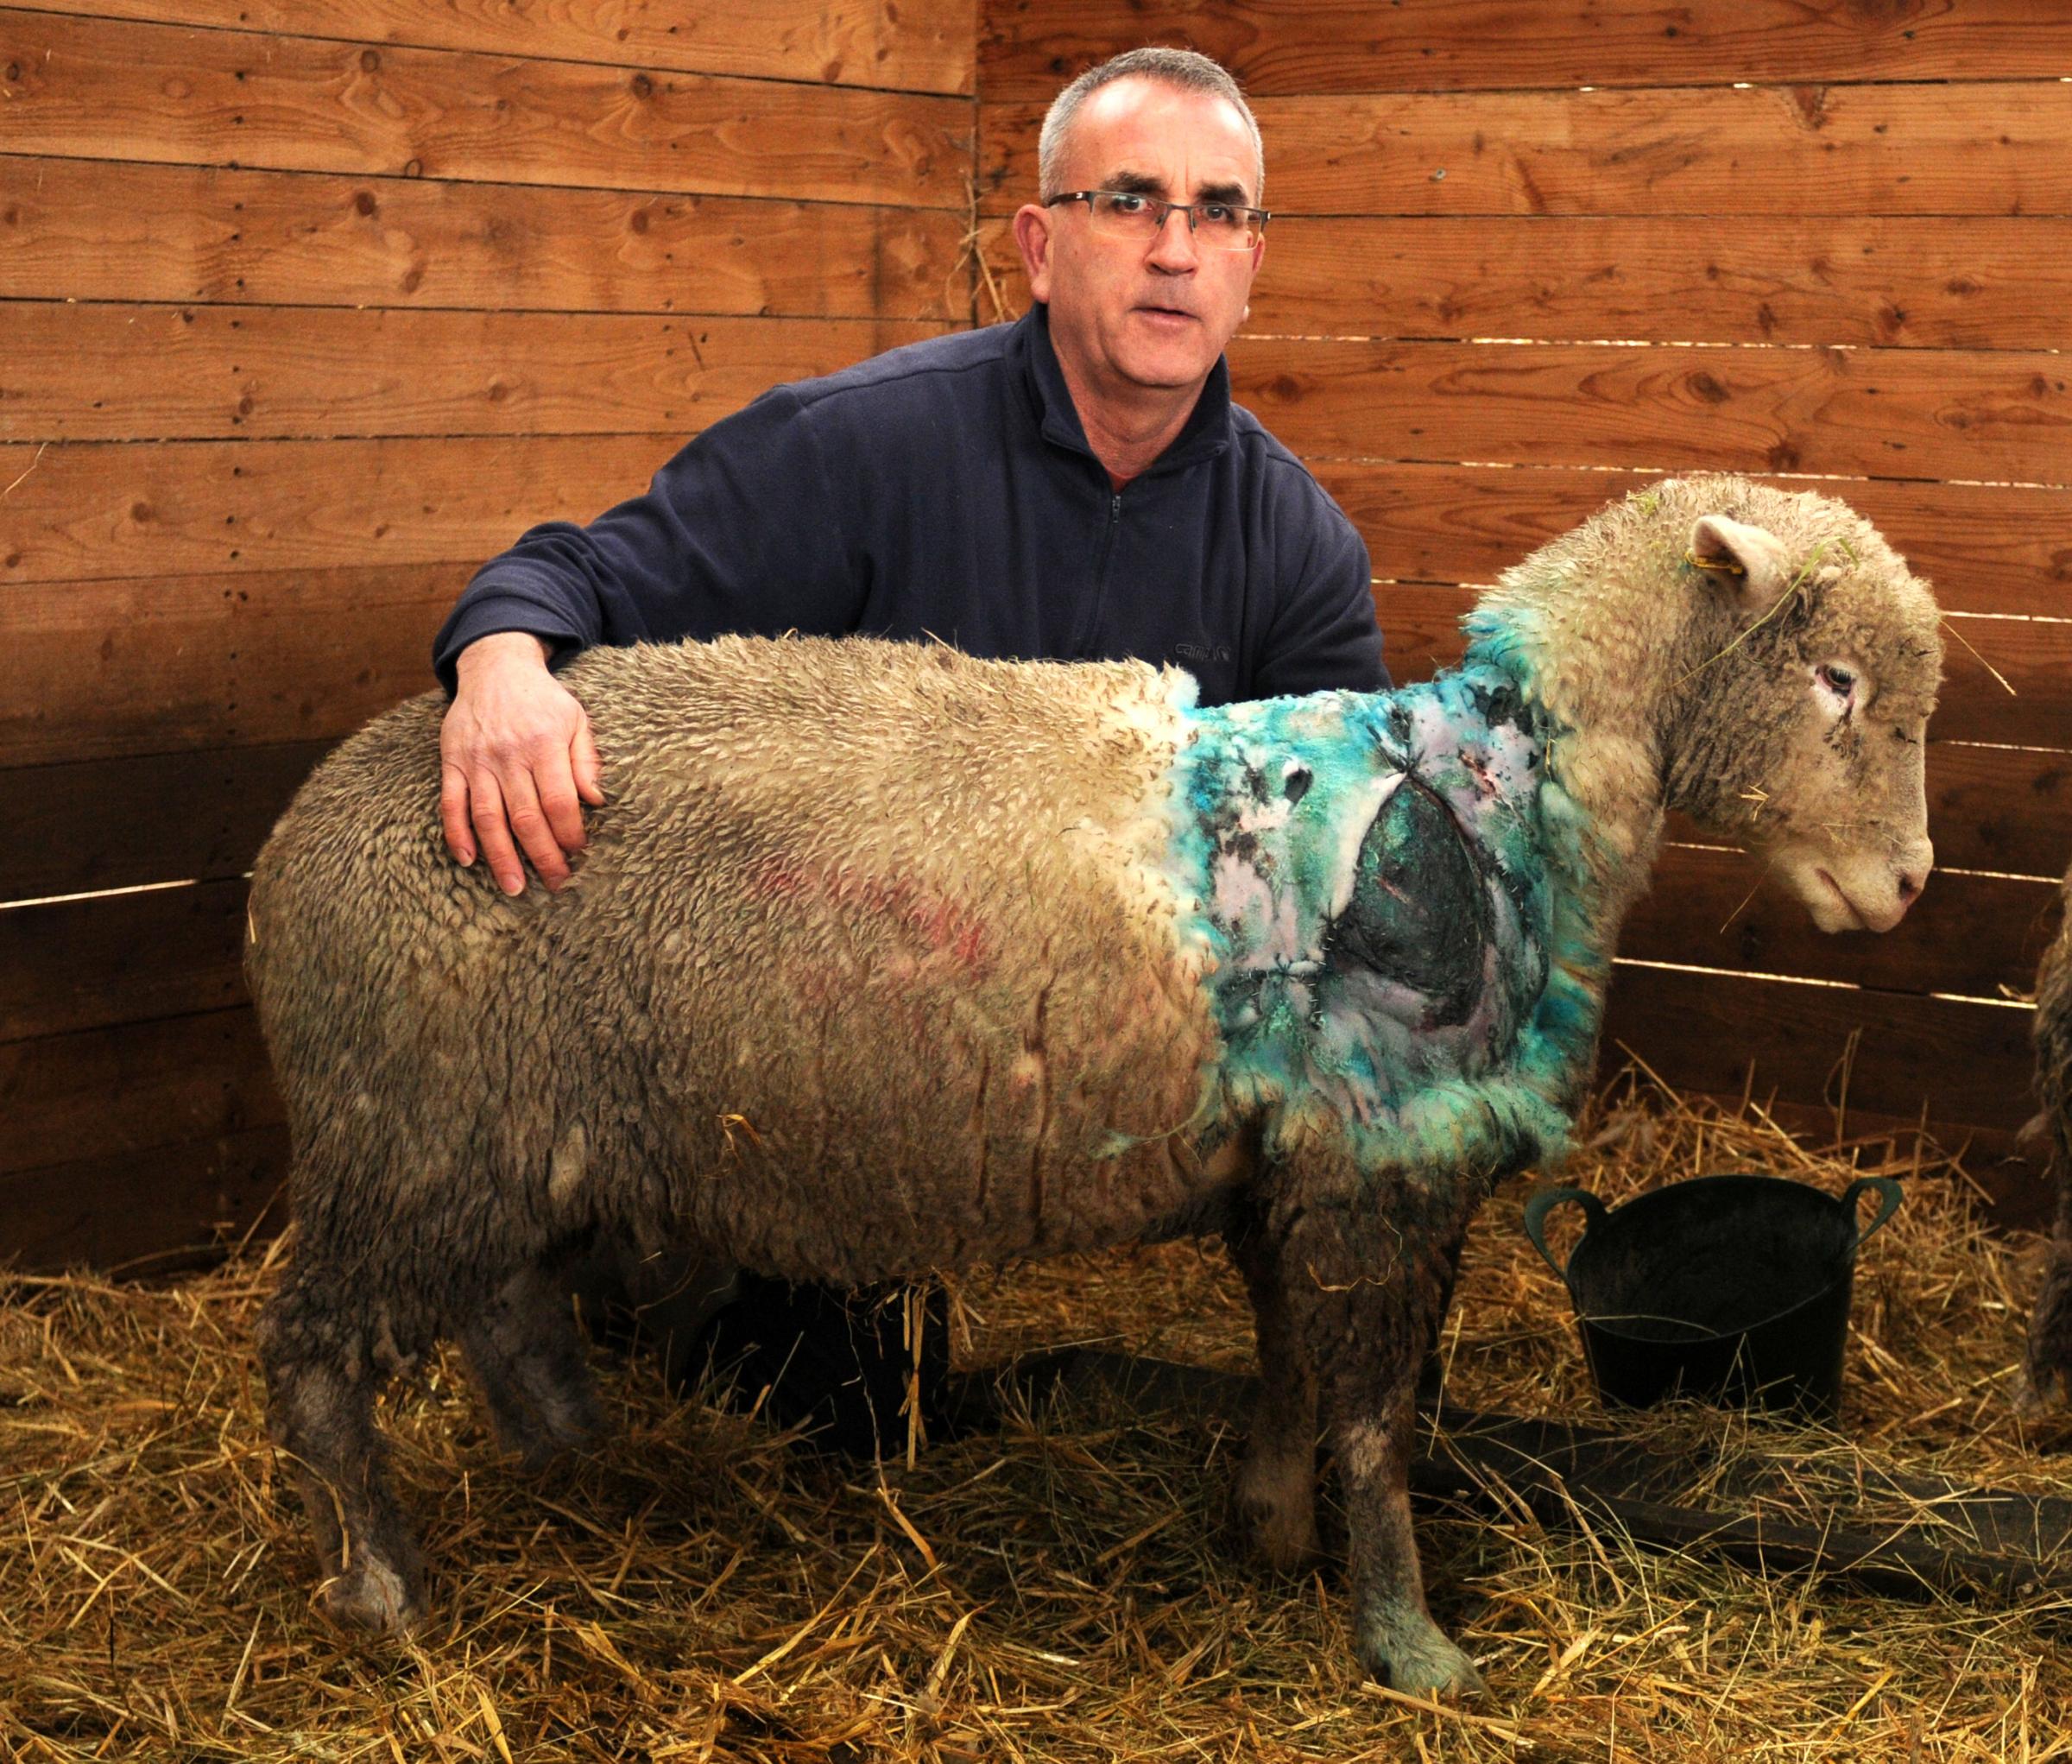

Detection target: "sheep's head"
[1660, 494, 1942, 934]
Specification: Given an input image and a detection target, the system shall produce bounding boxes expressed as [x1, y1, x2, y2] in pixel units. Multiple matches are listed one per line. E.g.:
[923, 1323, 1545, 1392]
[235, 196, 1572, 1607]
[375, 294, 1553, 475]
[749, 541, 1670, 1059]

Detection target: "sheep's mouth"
[1815, 868, 1870, 931]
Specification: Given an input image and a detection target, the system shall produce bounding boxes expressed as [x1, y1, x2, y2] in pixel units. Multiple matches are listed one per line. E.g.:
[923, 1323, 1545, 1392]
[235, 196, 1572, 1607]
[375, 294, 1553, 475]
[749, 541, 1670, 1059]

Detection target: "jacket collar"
[1014, 302, 1234, 479]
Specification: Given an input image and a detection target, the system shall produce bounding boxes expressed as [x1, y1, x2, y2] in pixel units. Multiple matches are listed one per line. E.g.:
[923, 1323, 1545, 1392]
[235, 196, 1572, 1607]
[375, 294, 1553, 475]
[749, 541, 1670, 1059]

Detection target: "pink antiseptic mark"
[750, 857, 992, 976]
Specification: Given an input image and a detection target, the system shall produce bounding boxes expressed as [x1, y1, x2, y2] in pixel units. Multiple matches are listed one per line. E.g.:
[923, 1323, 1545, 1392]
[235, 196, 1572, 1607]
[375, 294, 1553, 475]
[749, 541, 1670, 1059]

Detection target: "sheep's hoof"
[506, 1413, 597, 1473]
[1235, 1492, 1317, 1575]
[1359, 1612, 1485, 1700]
[1233, 1456, 1317, 1573]
[319, 1555, 423, 1635]
[2014, 1360, 2069, 1418]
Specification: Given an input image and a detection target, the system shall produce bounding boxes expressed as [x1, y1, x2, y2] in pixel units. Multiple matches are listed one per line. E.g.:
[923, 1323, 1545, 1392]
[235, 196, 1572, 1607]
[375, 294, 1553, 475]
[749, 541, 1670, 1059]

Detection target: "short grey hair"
[1036, 47, 1265, 206]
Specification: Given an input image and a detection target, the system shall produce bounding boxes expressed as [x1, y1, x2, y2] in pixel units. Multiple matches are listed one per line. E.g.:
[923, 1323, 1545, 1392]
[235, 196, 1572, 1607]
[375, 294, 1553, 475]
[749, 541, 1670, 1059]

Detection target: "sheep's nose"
[1893, 865, 1928, 917]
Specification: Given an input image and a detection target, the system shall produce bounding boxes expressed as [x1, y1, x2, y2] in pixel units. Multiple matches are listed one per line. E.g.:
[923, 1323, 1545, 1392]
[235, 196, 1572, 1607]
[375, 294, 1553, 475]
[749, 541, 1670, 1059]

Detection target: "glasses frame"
[1044, 189, 1271, 251]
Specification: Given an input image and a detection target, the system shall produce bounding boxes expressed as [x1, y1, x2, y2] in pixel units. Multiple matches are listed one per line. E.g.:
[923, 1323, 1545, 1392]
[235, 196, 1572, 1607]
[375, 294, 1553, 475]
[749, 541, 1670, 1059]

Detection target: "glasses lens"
[1196, 205, 1259, 250]
[1084, 193, 1259, 250]
[1087, 192, 1162, 237]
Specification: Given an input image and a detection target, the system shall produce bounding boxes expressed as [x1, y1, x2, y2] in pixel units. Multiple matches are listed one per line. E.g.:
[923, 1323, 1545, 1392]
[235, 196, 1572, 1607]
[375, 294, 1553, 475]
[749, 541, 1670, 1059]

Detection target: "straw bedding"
[5, 1067, 2069, 1761]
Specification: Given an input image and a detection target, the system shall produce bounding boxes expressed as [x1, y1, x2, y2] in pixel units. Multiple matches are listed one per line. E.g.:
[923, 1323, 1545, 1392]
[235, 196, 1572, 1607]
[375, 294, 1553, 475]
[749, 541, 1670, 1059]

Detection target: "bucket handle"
[1841, 1175, 1904, 1254]
[1521, 1185, 1608, 1284]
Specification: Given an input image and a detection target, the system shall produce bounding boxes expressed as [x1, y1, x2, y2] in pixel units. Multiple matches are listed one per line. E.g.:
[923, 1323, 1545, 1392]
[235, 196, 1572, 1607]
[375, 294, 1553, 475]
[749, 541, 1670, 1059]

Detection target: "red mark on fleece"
[750, 858, 992, 976]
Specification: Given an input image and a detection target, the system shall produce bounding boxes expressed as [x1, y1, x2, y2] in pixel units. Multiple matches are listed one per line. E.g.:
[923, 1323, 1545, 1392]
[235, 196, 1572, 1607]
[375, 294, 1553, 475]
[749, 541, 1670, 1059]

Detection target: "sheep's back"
[249, 637, 1229, 1280]
[561, 637, 1226, 1274]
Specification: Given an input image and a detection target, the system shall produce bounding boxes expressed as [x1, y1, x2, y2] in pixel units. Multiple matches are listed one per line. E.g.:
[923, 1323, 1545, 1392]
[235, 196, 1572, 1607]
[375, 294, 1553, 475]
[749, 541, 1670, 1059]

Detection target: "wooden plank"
[3, 741, 332, 900]
[0, 1006, 282, 1177]
[978, 213, 2072, 350]
[0, 304, 948, 442]
[978, 0, 2072, 98]
[1601, 960, 2037, 1140]
[0, 9, 971, 209]
[1308, 462, 2072, 621]
[1, 156, 970, 321]
[28, 0, 974, 95]
[1928, 742, 2072, 883]
[979, 84, 2072, 217]
[1930, 619, 2072, 748]
[1620, 845, 2056, 1004]
[0, 435, 674, 588]
[16, 309, 2069, 482]
[0, 562, 452, 770]
[1260, 215, 2072, 351]
[1223, 337, 2072, 491]
[0, 1124, 287, 1273]
[0, 877, 249, 1043]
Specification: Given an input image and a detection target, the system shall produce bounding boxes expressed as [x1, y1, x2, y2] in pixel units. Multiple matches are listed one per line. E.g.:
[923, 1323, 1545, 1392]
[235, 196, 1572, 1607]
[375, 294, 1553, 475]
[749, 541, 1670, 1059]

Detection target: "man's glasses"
[1045, 189, 1270, 252]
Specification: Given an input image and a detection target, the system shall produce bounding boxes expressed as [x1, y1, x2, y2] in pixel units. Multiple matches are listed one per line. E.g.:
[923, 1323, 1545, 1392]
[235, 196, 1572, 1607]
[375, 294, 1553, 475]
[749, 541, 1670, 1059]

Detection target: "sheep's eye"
[1817, 663, 1856, 697]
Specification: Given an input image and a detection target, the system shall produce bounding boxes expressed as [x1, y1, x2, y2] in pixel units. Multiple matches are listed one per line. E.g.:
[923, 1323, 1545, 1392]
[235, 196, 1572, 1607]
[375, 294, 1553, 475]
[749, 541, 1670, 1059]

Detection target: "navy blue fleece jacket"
[433, 304, 1387, 708]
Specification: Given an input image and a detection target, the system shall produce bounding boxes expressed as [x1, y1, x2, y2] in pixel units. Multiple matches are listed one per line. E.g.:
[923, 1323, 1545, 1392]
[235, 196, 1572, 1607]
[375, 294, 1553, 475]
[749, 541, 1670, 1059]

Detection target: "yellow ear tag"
[1684, 550, 1746, 577]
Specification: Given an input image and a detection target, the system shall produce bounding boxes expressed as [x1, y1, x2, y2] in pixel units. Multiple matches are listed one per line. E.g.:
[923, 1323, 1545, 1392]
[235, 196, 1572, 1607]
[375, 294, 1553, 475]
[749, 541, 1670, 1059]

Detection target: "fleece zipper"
[1070, 485, 1125, 657]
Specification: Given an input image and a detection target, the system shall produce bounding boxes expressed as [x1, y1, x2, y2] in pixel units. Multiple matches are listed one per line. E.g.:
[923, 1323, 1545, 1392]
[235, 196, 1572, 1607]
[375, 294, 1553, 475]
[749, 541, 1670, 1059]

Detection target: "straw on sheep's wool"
[6, 1080, 2071, 1762]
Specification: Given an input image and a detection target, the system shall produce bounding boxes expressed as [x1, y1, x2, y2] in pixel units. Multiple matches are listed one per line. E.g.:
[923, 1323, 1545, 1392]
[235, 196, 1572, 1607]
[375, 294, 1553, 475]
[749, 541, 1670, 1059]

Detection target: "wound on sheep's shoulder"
[1148, 647, 1605, 1184]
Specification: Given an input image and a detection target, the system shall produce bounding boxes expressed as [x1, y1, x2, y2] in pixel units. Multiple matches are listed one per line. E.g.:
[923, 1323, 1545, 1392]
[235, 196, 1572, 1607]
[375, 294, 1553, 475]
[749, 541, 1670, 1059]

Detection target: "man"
[431, 47, 1387, 1449]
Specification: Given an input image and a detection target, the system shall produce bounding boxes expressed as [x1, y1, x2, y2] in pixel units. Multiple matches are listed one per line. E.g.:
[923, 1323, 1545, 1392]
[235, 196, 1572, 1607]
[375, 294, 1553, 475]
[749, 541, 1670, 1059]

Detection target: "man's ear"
[1012, 204, 1055, 304]
[1688, 513, 1791, 616]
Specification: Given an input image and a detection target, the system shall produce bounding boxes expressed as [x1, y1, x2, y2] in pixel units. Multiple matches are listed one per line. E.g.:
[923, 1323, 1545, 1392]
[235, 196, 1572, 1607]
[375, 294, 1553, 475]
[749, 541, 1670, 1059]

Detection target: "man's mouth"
[1136, 303, 1197, 322]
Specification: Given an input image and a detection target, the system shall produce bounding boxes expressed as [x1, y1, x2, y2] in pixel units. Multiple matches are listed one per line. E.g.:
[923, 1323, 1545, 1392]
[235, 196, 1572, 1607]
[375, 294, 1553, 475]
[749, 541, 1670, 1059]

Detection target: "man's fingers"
[532, 740, 590, 858]
[440, 640, 592, 895]
[467, 770, 530, 897]
[439, 762, 477, 866]
[497, 765, 574, 893]
[572, 715, 606, 807]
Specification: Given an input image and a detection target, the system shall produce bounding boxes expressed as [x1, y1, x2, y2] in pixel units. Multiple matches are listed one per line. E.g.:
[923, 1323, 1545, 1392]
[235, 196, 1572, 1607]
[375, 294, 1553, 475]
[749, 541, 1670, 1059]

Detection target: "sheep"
[2020, 869, 2072, 1407]
[245, 473, 1941, 1696]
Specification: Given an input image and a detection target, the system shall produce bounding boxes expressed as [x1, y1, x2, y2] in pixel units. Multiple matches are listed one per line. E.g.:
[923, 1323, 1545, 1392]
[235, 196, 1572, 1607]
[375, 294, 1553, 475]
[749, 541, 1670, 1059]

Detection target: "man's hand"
[440, 632, 605, 894]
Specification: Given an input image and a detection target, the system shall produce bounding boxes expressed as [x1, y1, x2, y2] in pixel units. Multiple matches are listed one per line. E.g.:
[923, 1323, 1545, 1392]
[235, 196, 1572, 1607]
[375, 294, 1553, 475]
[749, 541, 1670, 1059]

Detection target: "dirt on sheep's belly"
[649, 880, 1227, 1278]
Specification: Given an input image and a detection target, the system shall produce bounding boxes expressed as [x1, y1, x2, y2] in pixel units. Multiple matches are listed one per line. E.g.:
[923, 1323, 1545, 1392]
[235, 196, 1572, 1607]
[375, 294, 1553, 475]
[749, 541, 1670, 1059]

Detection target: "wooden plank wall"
[978, 2, 2072, 1216]
[0, 1, 976, 1269]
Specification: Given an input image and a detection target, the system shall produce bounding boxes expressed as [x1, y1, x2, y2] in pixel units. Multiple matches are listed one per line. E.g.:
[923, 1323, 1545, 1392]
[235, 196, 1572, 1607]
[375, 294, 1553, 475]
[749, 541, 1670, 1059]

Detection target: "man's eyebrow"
[1101, 169, 1258, 206]
[1102, 168, 1166, 196]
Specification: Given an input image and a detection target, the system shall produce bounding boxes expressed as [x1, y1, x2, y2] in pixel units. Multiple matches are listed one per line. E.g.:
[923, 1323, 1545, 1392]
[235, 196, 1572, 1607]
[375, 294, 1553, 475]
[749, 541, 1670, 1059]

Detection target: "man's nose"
[1147, 206, 1199, 269]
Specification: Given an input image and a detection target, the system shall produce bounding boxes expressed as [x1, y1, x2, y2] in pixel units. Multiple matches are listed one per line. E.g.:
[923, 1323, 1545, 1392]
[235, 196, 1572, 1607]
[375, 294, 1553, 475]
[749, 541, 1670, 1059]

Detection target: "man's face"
[1014, 78, 1264, 407]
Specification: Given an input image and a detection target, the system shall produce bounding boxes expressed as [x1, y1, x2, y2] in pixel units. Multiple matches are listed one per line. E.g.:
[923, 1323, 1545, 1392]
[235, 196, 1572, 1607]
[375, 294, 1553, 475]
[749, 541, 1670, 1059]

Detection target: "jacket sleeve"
[432, 386, 861, 692]
[1248, 471, 1390, 700]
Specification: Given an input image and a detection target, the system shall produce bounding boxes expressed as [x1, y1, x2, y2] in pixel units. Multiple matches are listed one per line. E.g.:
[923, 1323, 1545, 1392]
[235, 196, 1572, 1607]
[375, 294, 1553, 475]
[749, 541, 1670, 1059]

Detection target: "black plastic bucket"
[1522, 1173, 1903, 1420]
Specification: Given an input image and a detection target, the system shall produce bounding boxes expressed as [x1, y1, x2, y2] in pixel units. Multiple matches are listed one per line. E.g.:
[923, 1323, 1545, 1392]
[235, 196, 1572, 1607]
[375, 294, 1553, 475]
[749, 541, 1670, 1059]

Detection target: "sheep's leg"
[2024, 1240, 2072, 1408]
[1228, 1205, 1318, 1571]
[259, 1266, 423, 1634]
[461, 1261, 602, 1468]
[1325, 1356, 1480, 1697]
[2026, 1122, 2072, 1407]
[1284, 1170, 1484, 1698]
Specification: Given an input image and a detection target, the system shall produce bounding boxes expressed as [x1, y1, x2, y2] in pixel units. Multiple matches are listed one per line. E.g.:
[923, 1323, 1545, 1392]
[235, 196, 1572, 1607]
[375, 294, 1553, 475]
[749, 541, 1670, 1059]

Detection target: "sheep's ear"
[1688, 514, 1790, 616]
